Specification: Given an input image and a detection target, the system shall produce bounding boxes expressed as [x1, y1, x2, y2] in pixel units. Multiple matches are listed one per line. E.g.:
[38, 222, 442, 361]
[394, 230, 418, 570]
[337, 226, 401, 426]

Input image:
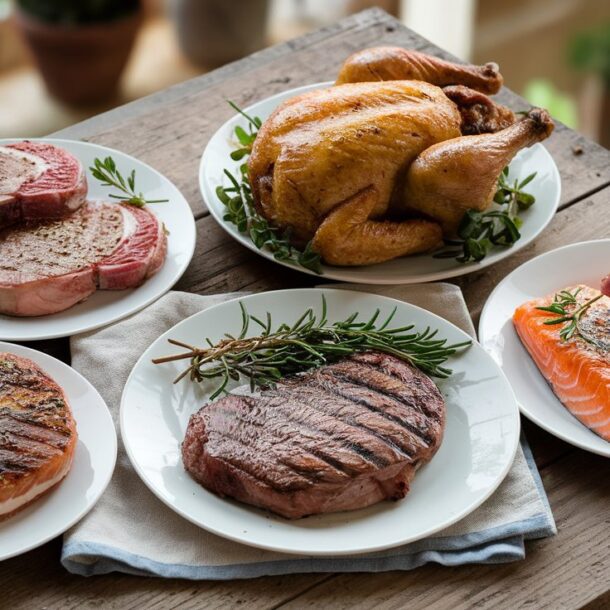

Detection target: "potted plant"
[570, 23, 610, 147]
[14, 0, 143, 105]
[170, 0, 269, 68]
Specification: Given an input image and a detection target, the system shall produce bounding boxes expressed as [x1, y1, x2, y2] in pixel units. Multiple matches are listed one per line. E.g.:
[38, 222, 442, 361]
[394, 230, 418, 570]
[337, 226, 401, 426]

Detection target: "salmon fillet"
[513, 285, 610, 442]
[0, 353, 77, 519]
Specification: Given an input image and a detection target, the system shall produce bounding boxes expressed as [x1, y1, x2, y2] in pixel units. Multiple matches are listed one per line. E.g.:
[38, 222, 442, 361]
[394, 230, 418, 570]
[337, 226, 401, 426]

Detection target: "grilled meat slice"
[182, 351, 445, 519]
[0, 353, 77, 520]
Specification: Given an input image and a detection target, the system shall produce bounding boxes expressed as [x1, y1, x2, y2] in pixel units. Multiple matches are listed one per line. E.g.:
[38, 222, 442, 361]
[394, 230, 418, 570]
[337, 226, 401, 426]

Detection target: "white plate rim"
[0, 341, 117, 560]
[120, 287, 521, 556]
[0, 137, 197, 341]
[200, 81, 561, 285]
[479, 239, 610, 457]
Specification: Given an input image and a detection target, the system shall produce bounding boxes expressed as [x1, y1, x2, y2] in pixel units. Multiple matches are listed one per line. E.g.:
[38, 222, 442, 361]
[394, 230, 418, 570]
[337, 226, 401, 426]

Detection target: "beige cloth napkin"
[62, 284, 555, 578]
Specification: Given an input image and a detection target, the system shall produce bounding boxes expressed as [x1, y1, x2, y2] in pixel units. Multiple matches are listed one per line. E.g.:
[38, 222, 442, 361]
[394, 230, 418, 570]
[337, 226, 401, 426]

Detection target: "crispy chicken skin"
[336, 47, 503, 94]
[247, 48, 554, 266]
[248, 80, 457, 262]
[403, 108, 555, 235]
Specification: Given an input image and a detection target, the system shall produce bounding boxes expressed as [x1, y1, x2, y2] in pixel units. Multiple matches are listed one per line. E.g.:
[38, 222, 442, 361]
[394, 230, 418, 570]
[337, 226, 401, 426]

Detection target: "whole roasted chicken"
[248, 47, 554, 266]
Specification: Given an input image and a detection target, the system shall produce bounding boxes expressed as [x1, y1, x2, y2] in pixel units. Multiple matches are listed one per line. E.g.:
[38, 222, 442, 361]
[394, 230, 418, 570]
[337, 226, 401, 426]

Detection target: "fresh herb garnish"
[90, 156, 169, 208]
[434, 167, 537, 263]
[152, 296, 471, 400]
[218, 102, 323, 274]
[536, 288, 603, 341]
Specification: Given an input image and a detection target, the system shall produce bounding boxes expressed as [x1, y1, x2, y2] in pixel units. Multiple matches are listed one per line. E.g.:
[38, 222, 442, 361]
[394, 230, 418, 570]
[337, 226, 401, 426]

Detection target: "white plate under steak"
[0, 138, 196, 341]
[479, 240, 610, 457]
[200, 82, 560, 284]
[0, 341, 117, 561]
[121, 288, 520, 555]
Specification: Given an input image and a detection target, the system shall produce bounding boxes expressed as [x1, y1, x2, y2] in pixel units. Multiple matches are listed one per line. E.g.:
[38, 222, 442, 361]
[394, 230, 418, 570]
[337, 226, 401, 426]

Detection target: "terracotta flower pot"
[14, 8, 143, 105]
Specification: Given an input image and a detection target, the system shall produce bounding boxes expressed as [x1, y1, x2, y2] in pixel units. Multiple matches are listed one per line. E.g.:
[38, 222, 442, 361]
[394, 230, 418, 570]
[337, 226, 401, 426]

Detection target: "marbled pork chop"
[0, 201, 167, 316]
[0, 141, 87, 228]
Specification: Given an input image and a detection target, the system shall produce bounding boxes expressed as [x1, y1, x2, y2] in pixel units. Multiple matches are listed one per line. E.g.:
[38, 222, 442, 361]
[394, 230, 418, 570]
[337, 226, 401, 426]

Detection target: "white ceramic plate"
[121, 288, 520, 555]
[0, 138, 196, 341]
[479, 240, 610, 457]
[0, 342, 117, 561]
[200, 82, 560, 284]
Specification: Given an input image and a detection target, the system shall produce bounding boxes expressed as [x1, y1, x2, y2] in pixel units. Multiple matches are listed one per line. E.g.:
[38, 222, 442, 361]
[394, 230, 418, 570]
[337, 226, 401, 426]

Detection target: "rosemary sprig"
[90, 156, 169, 208]
[218, 102, 323, 274]
[434, 167, 537, 263]
[536, 288, 603, 341]
[152, 296, 472, 400]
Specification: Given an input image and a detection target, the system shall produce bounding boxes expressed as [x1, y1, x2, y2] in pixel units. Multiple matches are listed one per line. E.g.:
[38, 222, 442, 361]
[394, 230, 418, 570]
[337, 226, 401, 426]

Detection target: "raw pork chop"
[183, 351, 445, 519]
[0, 201, 167, 316]
[0, 141, 87, 228]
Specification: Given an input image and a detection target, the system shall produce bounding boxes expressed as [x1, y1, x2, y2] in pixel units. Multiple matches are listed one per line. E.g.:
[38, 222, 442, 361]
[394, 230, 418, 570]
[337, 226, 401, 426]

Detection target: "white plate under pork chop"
[0, 139, 196, 340]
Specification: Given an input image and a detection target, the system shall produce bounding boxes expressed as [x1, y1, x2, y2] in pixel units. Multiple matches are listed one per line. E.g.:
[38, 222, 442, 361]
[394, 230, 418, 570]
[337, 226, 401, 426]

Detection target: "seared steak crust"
[0, 353, 77, 519]
[182, 351, 445, 519]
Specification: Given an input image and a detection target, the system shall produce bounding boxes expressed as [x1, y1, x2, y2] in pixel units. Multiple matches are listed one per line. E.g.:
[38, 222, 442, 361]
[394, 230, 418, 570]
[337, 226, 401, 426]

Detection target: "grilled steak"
[0, 353, 77, 520]
[0, 201, 167, 317]
[182, 351, 445, 519]
[0, 141, 87, 228]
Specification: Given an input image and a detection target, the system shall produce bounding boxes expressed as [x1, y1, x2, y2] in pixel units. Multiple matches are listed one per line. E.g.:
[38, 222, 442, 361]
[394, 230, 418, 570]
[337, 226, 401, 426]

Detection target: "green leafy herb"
[90, 156, 169, 208]
[536, 288, 603, 341]
[218, 102, 323, 274]
[434, 167, 537, 263]
[152, 296, 472, 399]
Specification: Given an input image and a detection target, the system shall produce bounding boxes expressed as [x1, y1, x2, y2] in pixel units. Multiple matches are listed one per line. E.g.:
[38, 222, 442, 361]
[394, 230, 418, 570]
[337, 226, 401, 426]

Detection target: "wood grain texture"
[1, 8, 606, 610]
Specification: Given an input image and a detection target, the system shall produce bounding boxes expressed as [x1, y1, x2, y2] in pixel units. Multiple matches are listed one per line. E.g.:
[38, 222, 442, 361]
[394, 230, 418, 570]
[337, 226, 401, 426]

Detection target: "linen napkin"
[62, 284, 555, 579]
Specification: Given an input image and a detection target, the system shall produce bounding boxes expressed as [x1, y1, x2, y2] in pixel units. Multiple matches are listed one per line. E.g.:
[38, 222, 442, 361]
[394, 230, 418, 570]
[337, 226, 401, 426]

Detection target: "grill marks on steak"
[0, 142, 87, 228]
[0, 353, 77, 519]
[0, 201, 167, 316]
[182, 352, 445, 518]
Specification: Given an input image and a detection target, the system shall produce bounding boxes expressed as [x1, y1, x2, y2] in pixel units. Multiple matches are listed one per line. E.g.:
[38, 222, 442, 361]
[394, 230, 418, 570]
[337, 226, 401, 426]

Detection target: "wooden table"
[2, 9, 609, 609]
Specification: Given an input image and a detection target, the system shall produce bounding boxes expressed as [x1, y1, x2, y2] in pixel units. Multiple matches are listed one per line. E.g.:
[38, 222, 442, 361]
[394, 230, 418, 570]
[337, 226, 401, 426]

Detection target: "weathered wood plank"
[276, 449, 610, 610]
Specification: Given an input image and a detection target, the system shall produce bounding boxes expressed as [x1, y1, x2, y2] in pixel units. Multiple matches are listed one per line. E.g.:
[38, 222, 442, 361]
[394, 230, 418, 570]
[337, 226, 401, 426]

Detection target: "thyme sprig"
[218, 102, 323, 274]
[434, 167, 537, 263]
[536, 288, 603, 341]
[90, 156, 169, 208]
[152, 296, 471, 400]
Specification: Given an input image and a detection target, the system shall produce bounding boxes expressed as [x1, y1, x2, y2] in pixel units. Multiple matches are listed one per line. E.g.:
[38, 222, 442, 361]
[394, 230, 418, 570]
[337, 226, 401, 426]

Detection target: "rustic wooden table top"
[2, 9, 609, 610]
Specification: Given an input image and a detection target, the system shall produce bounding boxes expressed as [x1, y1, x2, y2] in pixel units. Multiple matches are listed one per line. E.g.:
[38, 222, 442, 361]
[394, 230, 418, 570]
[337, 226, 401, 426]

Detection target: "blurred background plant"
[0, 0, 608, 148]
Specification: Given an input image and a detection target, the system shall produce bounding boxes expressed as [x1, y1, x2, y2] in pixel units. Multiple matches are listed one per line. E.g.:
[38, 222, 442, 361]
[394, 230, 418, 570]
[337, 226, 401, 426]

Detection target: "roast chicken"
[248, 47, 554, 266]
